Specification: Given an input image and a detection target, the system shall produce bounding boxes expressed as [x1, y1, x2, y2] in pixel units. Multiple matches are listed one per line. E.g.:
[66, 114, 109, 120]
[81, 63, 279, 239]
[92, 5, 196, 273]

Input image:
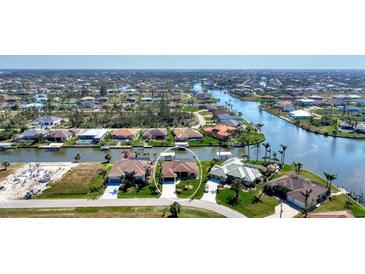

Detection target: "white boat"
[175, 142, 189, 149]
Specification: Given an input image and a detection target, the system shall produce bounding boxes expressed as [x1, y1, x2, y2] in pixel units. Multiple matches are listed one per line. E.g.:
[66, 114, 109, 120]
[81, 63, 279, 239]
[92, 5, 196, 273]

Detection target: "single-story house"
[355, 123, 365, 134]
[196, 92, 211, 101]
[77, 129, 108, 143]
[267, 174, 329, 209]
[289, 110, 312, 120]
[46, 129, 75, 142]
[32, 116, 63, 127]
[80, 96, 95, 108]
[203, 124, 237, 140]
[161, 161, 198, 182]
[107, 159, 154, 185]
[112, 129, 138, 141]
[209, 157, 263, 185]
[15, 129, 48, 141]
[142, 128, 167, 141]
[173, 128, 203, 141]
[275, 101, 295, 112]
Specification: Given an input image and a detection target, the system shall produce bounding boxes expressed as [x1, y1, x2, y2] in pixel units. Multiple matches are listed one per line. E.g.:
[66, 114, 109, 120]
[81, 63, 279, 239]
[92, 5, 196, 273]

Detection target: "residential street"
[0, 198, 246, 218]
[192, 110, 206, 129]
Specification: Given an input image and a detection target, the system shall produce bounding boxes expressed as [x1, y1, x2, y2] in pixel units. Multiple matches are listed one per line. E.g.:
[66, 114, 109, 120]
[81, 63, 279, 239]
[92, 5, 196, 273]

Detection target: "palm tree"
[323, 172, 337, 195]
[104, 154, 112, 163]
[278, 150, 283, 164]
[255, 143, 260, 161]
[262, 142, 270, 161]
[74, 153, 81, 162]
[301, 189, 312, 218]
[272, 152, 279, 163]
[230, 178, 243, 205]
[1, 161, 10, 171]
[169, 202, 181, 218]
[297, 162, 303, 175]
[280, 144, 288, 164]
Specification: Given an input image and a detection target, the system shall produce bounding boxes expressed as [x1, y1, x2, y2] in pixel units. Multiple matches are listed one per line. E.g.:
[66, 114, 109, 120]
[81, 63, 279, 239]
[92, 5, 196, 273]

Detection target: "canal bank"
[202, 86, 365, 196]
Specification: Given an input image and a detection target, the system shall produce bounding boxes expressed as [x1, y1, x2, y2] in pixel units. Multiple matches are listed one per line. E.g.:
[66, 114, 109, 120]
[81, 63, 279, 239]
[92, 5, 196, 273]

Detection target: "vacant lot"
[0, 206, 224, 218]
[0, 164, 24, 181]
[36, 163, 112, 199]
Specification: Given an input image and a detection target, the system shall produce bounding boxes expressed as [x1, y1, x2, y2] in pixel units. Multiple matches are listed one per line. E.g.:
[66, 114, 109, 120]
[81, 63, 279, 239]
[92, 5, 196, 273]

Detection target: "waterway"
[1, 84, 365, 195]
[202, 85, 365, 195]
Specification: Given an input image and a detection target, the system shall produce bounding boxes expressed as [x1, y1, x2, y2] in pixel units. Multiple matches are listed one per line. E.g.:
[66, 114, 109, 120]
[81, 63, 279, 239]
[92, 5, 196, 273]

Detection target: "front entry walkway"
[160, 180, 178, 199]
[201, 178, 220, 203]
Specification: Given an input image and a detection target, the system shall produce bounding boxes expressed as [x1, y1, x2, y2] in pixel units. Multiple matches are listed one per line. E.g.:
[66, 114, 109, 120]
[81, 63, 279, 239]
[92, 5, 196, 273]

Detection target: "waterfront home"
[20, 103, 44, 110]
[80, 96, 95, 108]
[77, 129, 108, 144]
[289, 110, 312, 120]
[355, 123, 365, 134]
[32, 116, 63, 127]
[46, 129, 75, 142]
[173, 128, 203, 142]
[34, 94, 48, 103]
[217, 113, 241, 127]
[196, 92, 211, 101]
[203, 124, 237, 140]
[161, 161, 198, 182]
[209, 157, 263, 186]
[340, 121, 354, 131]
[112, 129, 139, 141]
[142, 128, 167, 141]
[296, 98, 315, 106]
[267, 174, 329, 209]
[15, 129, 48, 141]
[275, 101, 295, 112]
[107, 159, 153, 184]
[338, 105, 362, 113]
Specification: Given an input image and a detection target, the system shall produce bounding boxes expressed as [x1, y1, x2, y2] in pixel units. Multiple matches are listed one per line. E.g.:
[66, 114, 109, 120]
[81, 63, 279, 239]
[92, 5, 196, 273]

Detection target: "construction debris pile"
[0, 163, 76, 200]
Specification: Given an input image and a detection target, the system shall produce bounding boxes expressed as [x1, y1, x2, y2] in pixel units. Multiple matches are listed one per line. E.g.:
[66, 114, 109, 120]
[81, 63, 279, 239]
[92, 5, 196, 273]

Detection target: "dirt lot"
[0, 164, 25, 181]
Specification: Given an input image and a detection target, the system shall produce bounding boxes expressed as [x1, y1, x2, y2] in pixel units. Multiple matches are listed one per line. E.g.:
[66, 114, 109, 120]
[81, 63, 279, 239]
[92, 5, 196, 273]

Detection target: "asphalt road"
[0, 198, 246, 218]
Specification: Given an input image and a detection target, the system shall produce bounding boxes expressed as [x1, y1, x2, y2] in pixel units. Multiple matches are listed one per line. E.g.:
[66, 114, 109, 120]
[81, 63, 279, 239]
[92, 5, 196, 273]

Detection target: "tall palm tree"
[255, 143, 260, 161]
[280, 144, 288, 164]
[169, 202, 181, 218]
[297, 162, 303, 175]
[278, 150, 283, 164]
[272, 152, 279, 163]
[323, 172, 337, 195]
[1, 161, 10, 171]
[301, 189, 313, 218]
[262, 142, 270, 161]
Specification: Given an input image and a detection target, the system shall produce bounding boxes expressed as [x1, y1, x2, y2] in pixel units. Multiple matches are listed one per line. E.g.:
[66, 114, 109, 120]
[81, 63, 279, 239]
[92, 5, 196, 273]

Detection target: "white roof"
[289, 110, 312, 118]
[209, 157, 262, 183]
[216, 151, 232, 156]
[160, 152, 175, 157]
[78, 129, 108, 138]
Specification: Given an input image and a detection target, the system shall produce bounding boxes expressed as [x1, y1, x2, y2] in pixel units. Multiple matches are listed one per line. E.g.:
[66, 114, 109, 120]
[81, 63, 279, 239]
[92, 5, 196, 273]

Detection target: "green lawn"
[216, 183, 280, 218]
[118, 182, 160, 198]
[0, 206, 224, 218]
[36, 163, 112, 199]
[313, 194, 365, 218]
[181, 106, 200, 112]
[189, 134, 222, 146]
[175, 160, 213, 199]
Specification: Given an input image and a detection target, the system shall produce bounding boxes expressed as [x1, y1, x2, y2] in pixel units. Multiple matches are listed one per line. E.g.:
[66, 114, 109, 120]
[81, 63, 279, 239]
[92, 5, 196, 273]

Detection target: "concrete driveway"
[201, 178, 220, 203]
[192, 110, 206, 129]
[266, 200, 299, 218]
[100, 184, 120, 199]
[160, 180, 178, 199]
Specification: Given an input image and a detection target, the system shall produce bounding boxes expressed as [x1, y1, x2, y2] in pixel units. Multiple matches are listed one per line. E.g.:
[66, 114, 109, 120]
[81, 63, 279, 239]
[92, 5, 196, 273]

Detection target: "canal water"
[1, 84, 365, 195]
[202, 85, 365, 195]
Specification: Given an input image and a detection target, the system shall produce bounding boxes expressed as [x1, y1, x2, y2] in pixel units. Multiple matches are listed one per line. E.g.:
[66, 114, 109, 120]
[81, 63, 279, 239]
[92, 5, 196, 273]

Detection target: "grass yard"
[118, 182, 160, 198]
[216, 183, 280, 217]
[0, 206, 224, 218]
[176, 160, 213, 199]
[147, 130, 175, 147]
[36, 163, 112, 199]
[313, 194, 365, 218]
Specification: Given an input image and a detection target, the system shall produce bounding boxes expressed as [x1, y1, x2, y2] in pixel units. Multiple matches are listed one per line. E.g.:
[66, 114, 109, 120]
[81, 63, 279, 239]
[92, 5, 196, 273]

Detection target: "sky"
[1, 55, 365, 70]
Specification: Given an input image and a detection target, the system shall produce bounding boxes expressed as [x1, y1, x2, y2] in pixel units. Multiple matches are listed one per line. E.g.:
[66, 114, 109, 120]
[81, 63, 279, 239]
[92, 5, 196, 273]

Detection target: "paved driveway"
[201, 178, 220, 203]
[100, 184, 120, 199]
[192, 111, 206, 129]
[266, 200, 299, 218]
[160, 180, 178, 199]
